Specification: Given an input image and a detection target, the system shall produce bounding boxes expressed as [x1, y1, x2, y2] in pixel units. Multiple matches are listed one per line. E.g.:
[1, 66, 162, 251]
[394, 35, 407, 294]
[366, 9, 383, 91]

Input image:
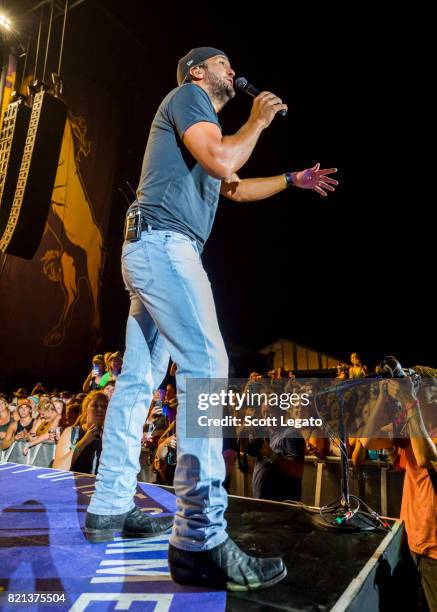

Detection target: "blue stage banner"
[0, 463, 226, 611]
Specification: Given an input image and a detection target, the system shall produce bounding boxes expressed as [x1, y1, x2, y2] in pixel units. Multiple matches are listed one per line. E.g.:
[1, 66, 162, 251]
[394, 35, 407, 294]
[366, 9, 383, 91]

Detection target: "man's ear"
[189, 65, 205, 81]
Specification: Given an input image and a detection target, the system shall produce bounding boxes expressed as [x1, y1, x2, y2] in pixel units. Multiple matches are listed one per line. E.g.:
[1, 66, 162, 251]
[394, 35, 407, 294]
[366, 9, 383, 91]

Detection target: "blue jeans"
[88, 227, 229, 551]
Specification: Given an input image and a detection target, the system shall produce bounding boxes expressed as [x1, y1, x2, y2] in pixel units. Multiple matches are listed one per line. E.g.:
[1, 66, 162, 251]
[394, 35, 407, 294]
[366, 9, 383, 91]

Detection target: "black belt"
[140, 216, 152, 231]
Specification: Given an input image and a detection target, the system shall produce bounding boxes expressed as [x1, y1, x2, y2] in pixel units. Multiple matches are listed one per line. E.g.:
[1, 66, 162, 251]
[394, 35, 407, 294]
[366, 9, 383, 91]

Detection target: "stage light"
[0, 12, 25, 57]
[0, 13, 12, 31]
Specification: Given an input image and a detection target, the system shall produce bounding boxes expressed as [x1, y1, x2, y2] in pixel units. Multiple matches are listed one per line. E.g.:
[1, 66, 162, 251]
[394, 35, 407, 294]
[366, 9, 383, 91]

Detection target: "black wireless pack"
[125, 208, 143, 241]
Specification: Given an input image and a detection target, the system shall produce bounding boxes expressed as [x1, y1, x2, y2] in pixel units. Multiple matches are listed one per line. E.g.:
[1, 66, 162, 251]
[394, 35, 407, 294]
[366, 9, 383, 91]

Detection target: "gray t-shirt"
[135, 83, 222, 251]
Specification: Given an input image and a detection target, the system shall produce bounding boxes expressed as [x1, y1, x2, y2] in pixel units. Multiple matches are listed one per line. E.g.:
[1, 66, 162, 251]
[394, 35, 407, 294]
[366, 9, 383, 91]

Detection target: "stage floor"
[0, 463, 403, 611]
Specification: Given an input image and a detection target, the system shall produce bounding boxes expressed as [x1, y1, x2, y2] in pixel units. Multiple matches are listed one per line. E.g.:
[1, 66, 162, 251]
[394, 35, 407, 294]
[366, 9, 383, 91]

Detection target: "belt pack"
[125, 208, 146, 242]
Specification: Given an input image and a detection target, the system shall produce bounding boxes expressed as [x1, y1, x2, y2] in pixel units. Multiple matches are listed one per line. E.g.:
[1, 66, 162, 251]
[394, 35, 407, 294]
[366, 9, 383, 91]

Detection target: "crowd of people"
[0, 350, 123, 472]
[1, 351, 435, 498]
[1, 350, 436, 608]
[0, 386, 109, 473]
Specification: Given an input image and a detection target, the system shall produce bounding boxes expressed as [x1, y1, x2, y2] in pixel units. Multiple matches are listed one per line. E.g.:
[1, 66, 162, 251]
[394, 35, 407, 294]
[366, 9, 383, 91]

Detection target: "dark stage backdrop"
[0, 74, 120, 388]
[1, 0, 434, 390]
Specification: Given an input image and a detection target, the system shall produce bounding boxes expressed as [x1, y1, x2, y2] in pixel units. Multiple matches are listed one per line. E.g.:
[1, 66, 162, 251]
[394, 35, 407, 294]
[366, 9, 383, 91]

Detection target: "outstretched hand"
[386, 379, 417, 406]
[292, 163, 338, 197]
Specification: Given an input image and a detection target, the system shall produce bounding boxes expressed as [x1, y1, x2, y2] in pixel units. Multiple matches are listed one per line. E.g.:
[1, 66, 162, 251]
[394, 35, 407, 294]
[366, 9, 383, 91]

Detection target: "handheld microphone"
[234, 76, 287, 117]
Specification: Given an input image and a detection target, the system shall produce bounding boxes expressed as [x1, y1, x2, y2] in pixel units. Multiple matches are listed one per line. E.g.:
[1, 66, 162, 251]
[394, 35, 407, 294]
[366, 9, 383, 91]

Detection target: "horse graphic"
[41, 115, 104, 347]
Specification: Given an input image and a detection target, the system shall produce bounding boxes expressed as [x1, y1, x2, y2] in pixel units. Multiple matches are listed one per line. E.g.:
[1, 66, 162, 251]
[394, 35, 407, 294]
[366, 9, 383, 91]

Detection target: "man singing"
[85, 47, 337, 590]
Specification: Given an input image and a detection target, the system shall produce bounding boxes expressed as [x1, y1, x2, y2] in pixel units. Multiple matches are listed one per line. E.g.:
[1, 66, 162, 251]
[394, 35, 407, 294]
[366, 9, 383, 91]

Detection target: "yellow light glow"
[0, 13, 12, 30]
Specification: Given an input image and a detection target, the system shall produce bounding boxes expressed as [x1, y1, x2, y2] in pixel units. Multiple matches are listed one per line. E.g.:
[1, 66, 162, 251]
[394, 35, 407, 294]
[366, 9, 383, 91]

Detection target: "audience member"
[82, 354, 106, 393]
[23, 401, 62, 456]
[247, 401, 305, 502]
[0, 396, 11, 441]
[64, 401, 82, 427]
[31, 383, 48, 396]
[154, 421, 177, 485]
[336, 363, 349, 380]
[27, 395, 40, 418]
[52, 398, 65, 416]
[13, 388, 28, 402]
[103, 352, 113, 372]
[102, 380, 116, 400]
[141, 391, 167, 471]
[1, 402, 34, 450]
[153, 387, 179, 485]
[98, 352, 123, 388]
[349, 352, 368, 379]
[361, 371, 437, 611]
[9, 405, 20, 423]
[53, 391, 108, 474]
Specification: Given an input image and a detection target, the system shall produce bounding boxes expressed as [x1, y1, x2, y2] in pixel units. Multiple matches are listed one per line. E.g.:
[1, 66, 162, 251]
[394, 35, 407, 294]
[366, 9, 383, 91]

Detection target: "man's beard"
[204, 70, 235, 106]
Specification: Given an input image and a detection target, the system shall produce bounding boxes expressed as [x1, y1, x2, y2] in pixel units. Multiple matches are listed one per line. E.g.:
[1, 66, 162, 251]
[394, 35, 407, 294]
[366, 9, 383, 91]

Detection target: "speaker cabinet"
[0, 98, 31, 238]
[0, 91, 67, 259]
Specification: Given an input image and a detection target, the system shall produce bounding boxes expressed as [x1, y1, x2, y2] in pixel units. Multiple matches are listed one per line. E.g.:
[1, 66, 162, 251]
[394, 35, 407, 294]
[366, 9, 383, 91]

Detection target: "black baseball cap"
[177, 47, 229, 86]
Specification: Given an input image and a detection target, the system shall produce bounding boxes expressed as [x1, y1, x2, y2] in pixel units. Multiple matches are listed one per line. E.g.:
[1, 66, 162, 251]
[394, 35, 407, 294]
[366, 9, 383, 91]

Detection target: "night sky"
[10, 1, 434, 374]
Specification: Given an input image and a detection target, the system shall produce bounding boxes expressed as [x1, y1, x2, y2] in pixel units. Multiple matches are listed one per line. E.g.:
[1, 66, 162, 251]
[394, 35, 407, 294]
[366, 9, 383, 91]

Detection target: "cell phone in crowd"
[92, 365, 100, 376]
[48, 427, 62, 442]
